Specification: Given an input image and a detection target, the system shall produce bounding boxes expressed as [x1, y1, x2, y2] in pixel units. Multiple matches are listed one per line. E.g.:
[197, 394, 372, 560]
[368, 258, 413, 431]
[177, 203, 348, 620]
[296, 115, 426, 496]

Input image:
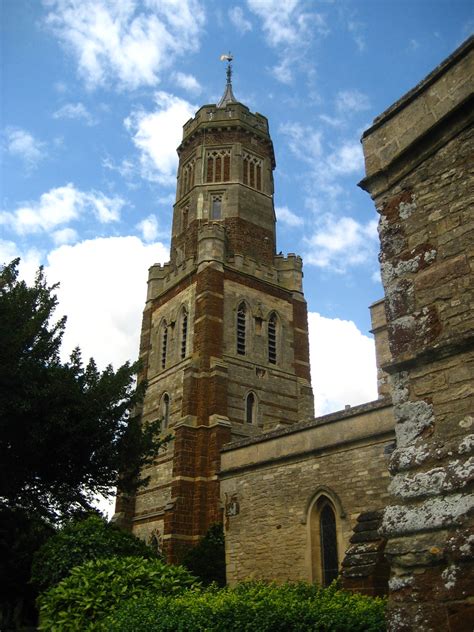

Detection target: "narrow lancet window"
[246, 392, 256, 424]
[161, 323, 168, 369]
[206, 155, 214, 182]
[215, 156, 222, 182]
[211, 195, 222, 219]
[237, 302, 246, 355]
[320, 503, 339, 586]
[181, 309, 188, 359]
[162, 393, 170, 430]
[256, 164, 262, 191]
[268, 313, 277, 364]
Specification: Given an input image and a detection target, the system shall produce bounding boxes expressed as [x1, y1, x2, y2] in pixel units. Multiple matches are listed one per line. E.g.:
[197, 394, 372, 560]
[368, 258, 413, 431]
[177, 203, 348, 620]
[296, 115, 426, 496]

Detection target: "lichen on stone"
[399, 200, 417, 219]
[441, 563, 459, 590]
[382, 493, 474, 536]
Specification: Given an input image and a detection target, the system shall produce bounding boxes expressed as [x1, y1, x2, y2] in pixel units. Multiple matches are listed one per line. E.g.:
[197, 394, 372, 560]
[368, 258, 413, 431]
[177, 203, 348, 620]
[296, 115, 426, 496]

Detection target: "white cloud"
[280, 120, 367, 215]
[173, 72, 202, 95]
[276, 205, 303, 227]
[335, 90, 371, 113]
[229, 6, 252, 33]
[52, 227, 78, 245]
[308, 312, 377, 415]
[136, 214, 159, 242]
[347, 19, 366, 52]
[45, 236, 169, 369]
[319, 114, 344, 128]
[44, 0, 205, 90]
[305, 215, 378, 272]
[327, 141, 364, 174]
[4, 127, 45, 168]
[247, 0, 328, 83]
[125, 91, 196, 184]
[0, 183, 124, 235]
[279, 122, 322, 162]
[53, 102, 96, 125]
[103, 156, 136, 181]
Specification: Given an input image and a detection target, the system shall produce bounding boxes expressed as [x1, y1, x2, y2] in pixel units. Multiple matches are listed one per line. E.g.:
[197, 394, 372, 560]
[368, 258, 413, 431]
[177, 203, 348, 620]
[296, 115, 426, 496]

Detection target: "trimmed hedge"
[102, 581, 386, 632]
[37, 556, 200, 631]
[32, 514, 156, 592]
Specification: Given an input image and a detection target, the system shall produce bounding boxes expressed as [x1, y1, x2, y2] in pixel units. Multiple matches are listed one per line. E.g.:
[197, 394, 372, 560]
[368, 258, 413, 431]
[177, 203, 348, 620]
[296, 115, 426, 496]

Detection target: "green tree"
[0, 258, 165, 521]
[31, 514, 158, 592]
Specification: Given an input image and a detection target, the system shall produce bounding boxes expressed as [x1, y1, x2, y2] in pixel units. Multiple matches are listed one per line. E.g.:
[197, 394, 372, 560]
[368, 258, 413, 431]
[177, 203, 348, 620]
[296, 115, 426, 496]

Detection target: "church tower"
[118, 59, 314, 562]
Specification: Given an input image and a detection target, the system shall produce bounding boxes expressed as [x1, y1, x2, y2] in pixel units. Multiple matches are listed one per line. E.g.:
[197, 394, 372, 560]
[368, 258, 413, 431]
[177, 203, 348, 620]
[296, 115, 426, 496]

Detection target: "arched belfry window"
[161, 321, 168, 369]
[245, 392, 257, 424]
[242, 152, 263, 191]
[206, 149, 231, 183]
[236, 302, 246, 355]
[268, 312, 277, 364]
[161, 393, 170, 430]
[181, 160, 195, 197]
[180, 308, 188, 360]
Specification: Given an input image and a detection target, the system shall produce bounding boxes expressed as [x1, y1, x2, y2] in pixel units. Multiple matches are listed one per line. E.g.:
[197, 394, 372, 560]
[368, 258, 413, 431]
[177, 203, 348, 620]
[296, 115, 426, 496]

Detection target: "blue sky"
[1, 0, 473, 415]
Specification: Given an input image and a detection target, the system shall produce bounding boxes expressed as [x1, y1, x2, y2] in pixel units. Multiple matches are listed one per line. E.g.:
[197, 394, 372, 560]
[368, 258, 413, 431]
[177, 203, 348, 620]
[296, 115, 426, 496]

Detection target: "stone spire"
[217, 53, 237, 108]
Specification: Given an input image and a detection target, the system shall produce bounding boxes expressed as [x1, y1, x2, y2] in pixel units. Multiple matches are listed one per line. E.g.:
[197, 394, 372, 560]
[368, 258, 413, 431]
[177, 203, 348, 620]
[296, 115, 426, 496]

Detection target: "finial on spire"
[217, 52, 237, 108]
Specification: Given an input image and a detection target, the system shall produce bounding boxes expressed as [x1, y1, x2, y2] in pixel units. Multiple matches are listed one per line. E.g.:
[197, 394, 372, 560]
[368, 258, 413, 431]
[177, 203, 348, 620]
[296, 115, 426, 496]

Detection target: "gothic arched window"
[206, 149, 231, 183]
[320, 503, 339, 586]
[180, 308, 188, 360]
[161, 393, 170, 430]
[242, 152, 263, 191]
[181, 160, 194, 197]
[161, 322, 168, 369]
[268, 312, 277, 364]
[182, 206, 189, 231]
[309, 494, 340, 587]
[237, 302, 246, 355]
[245, 392, 257, 424]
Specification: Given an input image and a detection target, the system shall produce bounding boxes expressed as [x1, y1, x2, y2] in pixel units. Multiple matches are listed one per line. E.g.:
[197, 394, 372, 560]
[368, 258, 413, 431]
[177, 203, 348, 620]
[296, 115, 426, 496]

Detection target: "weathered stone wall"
[370, 299, 392, 398]
[220, 400, 394, 584]
[360, 36, 474, 631]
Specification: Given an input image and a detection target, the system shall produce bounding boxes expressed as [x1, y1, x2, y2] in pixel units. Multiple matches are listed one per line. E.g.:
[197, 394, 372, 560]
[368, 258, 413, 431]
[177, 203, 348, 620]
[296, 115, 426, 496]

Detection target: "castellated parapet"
[147, 223, 303, 303]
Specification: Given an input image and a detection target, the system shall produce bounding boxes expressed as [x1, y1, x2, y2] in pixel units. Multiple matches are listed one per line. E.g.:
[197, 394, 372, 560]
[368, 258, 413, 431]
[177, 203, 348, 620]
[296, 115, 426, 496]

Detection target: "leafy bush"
[38, 556, 200, 631]
[31, 514, 156, 592]
[182, 523, 226, 586]
[102, 581, 386, 632]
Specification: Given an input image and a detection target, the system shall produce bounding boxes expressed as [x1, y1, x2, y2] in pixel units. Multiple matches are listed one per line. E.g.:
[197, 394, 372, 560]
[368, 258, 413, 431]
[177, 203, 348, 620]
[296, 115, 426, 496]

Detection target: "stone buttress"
[360, 36, 474, 632]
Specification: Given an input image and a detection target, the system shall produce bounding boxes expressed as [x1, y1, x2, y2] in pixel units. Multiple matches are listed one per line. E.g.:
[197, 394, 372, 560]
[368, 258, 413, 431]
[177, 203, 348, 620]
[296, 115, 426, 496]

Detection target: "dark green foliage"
[31, 514, 157, 592]
[182, 523, 226, 586]
[38, 556, 200, 631]
[0, 508, 54, 630]
[0, 259, 165, 522]
[102, 581, 386, 632]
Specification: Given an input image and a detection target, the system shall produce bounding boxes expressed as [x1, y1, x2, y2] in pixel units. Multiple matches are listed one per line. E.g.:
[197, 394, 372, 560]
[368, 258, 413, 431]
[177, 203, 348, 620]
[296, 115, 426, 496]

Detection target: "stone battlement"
[182, 102, 269, 140]
[147, 232, 303, 302]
